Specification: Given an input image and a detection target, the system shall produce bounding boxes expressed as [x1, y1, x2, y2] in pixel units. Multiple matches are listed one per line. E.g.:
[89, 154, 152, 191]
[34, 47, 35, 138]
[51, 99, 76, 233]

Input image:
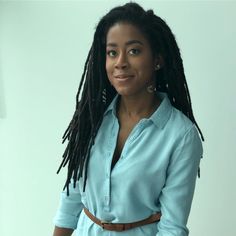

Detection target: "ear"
[154, 54, 164, 68]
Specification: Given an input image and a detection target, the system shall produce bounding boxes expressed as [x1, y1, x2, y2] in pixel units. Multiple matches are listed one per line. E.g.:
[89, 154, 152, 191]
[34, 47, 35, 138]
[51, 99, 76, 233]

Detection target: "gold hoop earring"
[155, 64, 161, 71]
[147, 85, 157, 93]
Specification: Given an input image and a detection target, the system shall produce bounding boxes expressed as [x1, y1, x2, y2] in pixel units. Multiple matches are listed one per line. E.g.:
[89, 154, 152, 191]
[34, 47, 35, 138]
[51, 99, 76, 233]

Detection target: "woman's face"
[105, 23, 158, 97]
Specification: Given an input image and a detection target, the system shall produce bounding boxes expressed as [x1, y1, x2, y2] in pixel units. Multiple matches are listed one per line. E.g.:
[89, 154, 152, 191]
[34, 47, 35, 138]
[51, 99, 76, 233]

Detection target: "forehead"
[106, 23, 149, 46]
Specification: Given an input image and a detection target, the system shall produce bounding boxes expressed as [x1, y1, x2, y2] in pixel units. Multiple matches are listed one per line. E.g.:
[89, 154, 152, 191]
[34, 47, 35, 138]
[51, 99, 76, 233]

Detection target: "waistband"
[83, 208, 162, 232]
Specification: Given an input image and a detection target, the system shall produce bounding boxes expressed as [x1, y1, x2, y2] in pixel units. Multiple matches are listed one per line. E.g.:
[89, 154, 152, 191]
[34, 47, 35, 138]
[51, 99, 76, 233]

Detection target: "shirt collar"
[103, 92, 172, 129]
[103, 93, 120, 117]
[149, 92, 172, 129]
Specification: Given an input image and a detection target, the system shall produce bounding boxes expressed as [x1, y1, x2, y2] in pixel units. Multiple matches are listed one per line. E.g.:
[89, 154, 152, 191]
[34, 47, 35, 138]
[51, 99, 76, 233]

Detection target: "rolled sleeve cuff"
[53, 211, 79, 229]
[53, 180, 83, 230]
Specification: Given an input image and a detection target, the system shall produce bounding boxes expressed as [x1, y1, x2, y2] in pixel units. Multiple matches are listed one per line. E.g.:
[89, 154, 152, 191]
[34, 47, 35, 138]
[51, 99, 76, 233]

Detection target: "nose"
[115, 52, 129, 69]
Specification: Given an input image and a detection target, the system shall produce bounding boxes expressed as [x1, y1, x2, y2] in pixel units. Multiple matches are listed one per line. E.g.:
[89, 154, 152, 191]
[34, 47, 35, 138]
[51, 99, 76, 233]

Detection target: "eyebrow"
[106, 40, 144, 47]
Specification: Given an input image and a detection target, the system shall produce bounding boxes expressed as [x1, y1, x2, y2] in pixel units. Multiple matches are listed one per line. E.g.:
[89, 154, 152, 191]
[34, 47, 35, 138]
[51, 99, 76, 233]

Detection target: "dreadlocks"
[56, 2, 204, 195]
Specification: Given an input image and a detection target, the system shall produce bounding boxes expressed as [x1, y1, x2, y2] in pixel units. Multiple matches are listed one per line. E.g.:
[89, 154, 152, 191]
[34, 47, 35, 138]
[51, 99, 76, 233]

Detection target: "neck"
[117, 92, 161, 121]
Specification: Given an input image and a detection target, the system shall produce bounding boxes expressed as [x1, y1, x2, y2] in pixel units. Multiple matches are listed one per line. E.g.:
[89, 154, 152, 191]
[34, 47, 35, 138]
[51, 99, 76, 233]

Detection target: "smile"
[114, 75, 134, 81]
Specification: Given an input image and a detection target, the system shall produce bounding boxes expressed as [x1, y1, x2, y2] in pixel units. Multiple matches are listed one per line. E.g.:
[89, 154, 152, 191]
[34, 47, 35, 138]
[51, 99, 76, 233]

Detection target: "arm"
[156, 125, 203, 236]
[53, 226, 74, 236]
[53, 179, 84, 235]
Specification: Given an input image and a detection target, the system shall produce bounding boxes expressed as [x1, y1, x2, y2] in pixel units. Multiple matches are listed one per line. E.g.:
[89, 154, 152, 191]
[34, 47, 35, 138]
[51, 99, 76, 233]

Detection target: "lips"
[114, 74, 134, 80]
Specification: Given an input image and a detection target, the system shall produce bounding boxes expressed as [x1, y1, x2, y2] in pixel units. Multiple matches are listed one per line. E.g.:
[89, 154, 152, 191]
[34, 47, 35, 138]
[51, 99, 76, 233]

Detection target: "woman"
[53, 2, 204, 236]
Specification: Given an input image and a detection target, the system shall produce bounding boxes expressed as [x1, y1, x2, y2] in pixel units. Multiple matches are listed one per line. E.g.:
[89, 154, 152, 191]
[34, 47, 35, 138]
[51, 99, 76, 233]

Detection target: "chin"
[115, 88, 139, 97]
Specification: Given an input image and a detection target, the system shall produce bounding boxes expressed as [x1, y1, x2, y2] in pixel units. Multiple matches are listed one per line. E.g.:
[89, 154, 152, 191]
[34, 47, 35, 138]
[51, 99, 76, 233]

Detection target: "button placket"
[122, 120, 147, 155]
[103, 118, 118, 212]
[103, 176, 111, 212]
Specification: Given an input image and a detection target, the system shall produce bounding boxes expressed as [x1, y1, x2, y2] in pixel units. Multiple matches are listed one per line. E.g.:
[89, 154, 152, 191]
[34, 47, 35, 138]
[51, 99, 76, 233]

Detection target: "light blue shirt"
[53, 92, 203, 236]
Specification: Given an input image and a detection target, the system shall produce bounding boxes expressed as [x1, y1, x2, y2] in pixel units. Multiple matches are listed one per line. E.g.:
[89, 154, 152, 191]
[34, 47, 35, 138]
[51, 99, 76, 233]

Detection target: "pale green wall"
[0, 1, 235, 236]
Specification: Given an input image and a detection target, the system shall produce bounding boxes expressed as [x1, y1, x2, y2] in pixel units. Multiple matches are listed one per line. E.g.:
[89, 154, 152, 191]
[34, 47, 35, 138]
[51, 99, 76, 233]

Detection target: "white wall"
[0, 1, 235, 236]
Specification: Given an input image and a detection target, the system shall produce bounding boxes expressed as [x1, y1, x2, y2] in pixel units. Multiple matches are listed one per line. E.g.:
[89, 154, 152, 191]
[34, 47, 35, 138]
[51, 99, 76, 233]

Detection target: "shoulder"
[170, 107, 195, 135]
[165, 106, 202, 151]
[169, 108, 202, 155]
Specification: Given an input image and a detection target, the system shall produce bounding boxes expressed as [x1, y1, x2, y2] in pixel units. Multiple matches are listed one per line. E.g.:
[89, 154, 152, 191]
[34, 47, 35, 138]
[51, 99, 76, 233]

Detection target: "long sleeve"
[156, 125, 203, 236]
[53, 179, 84, 229]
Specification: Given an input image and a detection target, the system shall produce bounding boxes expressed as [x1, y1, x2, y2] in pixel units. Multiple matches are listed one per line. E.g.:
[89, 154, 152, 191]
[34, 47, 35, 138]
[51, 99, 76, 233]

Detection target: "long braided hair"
[56, 2, 204, 195]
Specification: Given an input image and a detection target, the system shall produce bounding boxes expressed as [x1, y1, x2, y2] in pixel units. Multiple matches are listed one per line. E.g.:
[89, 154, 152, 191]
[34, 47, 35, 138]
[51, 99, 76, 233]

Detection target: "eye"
[129, 48, 141, 55]
[106, 50, 117, 57]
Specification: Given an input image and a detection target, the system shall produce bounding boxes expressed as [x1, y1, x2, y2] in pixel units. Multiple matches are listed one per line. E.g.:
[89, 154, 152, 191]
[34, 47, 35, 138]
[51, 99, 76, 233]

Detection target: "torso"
[111, 119, 137, 170]
[110, 94, 161, 171]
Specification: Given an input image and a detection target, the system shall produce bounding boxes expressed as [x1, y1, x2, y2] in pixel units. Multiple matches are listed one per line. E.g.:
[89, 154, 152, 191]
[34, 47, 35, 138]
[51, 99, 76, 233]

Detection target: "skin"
[105, 22, 163, 120]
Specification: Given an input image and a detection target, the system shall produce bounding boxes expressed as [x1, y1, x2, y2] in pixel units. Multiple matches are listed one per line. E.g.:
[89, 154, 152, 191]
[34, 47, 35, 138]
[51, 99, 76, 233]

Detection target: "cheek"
[139, 57, 155, 75]
[105, 59, 112, 75]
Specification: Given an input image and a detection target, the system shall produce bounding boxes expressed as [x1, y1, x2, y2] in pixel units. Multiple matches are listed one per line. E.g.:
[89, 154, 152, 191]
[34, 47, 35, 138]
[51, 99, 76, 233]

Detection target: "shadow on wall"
[0, 61, 6, 119]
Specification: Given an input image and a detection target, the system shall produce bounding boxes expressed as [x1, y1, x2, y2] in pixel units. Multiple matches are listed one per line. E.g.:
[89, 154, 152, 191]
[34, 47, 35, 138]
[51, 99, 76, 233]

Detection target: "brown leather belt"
[83, 208, 161, 232]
